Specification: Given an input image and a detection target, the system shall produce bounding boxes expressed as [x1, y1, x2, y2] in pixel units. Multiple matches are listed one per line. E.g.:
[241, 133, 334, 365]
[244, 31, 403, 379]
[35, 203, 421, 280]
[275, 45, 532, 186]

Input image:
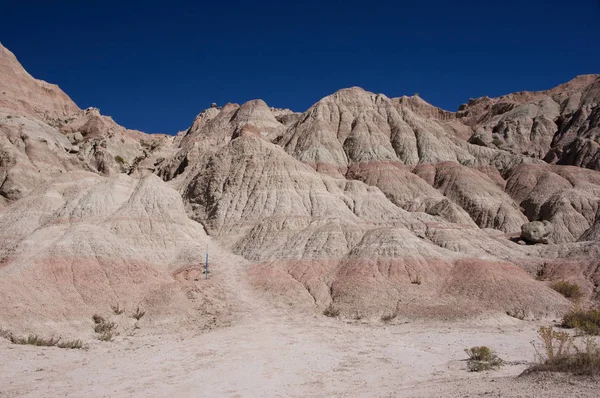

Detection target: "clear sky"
[1, 0, 599, 134]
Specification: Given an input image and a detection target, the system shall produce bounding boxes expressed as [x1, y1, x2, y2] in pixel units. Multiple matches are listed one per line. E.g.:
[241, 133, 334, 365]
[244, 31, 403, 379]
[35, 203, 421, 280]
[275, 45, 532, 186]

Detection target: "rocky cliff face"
[0, 42, 599, 331]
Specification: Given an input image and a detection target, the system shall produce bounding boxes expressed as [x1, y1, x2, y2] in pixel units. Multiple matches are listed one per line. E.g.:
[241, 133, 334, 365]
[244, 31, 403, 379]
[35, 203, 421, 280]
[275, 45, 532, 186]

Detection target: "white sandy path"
[1, 256, 598, 397]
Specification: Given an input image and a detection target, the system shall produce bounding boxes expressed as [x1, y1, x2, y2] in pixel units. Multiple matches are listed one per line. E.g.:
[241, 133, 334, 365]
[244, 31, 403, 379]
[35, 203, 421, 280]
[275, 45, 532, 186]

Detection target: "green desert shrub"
[464, 346, 503, 372]
[562, 308, 600, 335]
[526, 326, 600, 376]
[551, 280, 583, 300]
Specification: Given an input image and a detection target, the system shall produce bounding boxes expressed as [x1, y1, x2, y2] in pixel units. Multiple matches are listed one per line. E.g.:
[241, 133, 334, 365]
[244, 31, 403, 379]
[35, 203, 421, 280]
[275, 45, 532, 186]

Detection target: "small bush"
[551, 280, 583, 300]
[94, 321, 116, 334]
[465, 346, 503, 372]
[57, 339, 84, 349]
[507, 308, 526, 320]
[132, 307, 146, 320]
[527, 326, 600, 376]
[529, 350, 600, 376]
[97, 331, 116, 342]
[533, 326, 574, 362]
[323, 304, 340, 318]
[535, 263, 548, 280]
[111, 303, 124, 315]
[351, 311, 364, 320]
[0, 328, 11, 340]
[381, 313, 397, 323]
[491, 137, 504, 147]
[114, 155, 125, 164]
[9, 334, 59, 347]
[92, 314, 105, 324]
[465, 346, 494, 361]
[6, 331, 85, 349]
[562, 308, 600, 335]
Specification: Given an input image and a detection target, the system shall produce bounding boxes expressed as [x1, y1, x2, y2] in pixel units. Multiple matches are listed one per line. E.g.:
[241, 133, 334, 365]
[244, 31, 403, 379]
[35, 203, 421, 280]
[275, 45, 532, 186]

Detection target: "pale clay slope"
[0, 40, 599, 328]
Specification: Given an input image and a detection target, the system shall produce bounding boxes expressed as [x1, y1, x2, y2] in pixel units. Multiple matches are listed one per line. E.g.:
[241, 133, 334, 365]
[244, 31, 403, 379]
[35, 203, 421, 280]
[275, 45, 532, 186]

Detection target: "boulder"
[521, 220, 553, 244]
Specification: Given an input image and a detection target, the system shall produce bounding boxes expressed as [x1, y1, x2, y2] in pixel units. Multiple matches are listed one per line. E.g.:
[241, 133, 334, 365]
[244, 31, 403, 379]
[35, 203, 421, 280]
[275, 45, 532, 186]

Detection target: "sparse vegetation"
[3, 329, 85, 349]
[323, 304, 340, 318]
[132, 306, 146, 320]
[111, 303, 124, 315]
[0, 328, 10, 340]
[410, 274, 422, 285]
[96, 331, 116, 342]
[92, 314, 118, 342]
[526, 326, 600, 376]
[94, 321, 116, 334]
[491, 137, 504, 147]
[506, 308, 526, 320]
[464, 346, 503, 372]
[57, 339, 85, 349]
[114, 155, 125, 164]
[533, 326, 574, 362]
[551, 280, 583, 300]
[535, 263, 548, 280]
[351, 311, 364, 321]
[9, 334, 59, 347]
[562, 308, 600, 335]
[381, 313, 397, 323]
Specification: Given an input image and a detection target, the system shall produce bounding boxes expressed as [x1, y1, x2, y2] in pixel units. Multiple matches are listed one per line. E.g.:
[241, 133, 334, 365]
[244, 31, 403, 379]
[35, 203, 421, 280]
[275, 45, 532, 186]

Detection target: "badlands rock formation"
[0, 41, 599, 333]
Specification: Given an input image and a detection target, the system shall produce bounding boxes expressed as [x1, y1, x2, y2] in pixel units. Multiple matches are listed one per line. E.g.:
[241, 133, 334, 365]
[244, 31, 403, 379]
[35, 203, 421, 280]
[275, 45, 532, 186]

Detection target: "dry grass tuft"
[551, 280, 583, 300]
[2, 328, 84, 349]
[464, 346, 503, 372]
[351, 311, 364, 321]
[323, 304, 340, 318]
[94, 321, 117, 334]
[96, 331, 116, 342]
[111, 303, 124, 315]
[92, 315, 118, 342]
[506, 308, 526, 320]
[57, 339, 85, 349]
[0, 328, 11, 340]
[132, 307, 146, 320]
[381, 313, 397, 323]
[9, 334, 59, 347]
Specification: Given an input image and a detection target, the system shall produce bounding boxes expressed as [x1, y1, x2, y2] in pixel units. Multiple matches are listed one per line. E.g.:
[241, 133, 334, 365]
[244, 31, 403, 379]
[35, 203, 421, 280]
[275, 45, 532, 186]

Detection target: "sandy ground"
[1, 259, 598, 397]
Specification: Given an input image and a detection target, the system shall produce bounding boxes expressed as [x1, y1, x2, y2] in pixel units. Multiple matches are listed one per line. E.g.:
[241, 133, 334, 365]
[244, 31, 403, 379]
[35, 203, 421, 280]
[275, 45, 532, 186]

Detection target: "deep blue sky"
[1, 1, 599, 134]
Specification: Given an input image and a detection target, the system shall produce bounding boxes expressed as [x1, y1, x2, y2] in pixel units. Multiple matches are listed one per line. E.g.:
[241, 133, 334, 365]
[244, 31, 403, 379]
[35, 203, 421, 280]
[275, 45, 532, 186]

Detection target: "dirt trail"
[1, 256, 598, 397]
